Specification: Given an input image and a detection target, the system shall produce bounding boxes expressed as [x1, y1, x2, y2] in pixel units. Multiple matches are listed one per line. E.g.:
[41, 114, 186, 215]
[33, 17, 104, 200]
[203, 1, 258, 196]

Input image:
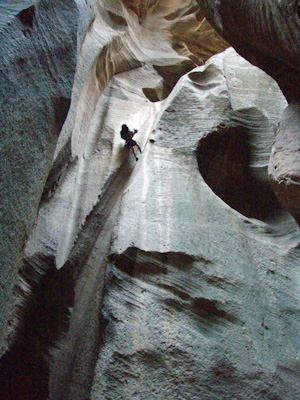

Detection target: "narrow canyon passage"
[1, 1, 300, 400]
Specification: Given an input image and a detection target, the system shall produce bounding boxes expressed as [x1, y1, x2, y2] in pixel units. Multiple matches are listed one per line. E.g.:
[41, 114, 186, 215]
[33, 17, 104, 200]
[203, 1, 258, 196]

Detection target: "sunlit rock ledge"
[1, 0, 300, 399]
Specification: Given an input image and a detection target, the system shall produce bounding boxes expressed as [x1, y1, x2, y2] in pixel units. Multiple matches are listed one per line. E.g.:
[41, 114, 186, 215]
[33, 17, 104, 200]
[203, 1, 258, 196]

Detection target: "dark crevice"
[40, 98, 71, 202]
[41, 138, 73, 202]
[164, 4, 199, 21]
[107, 11, 127, 26]
[191, 297, 232, 320]
[163, 296, 238, 324]
[112, 247, 167, 276]
[22, 28, 32, 37]
[111, 247, 196, 277]
[17, 6, 35, 29]
[17, 57, 25, 68]
[154, 59, 196, 92]
[196, 122, 284, 221]
[143, 87, 161, 102]
[52, 97, 71, 136]
[0, 254, 76, 400]
[142, 83, 171, 102]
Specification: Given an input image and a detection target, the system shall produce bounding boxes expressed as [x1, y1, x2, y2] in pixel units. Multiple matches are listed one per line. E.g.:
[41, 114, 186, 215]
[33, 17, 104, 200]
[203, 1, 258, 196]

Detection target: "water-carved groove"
[41, 137, 73, 202]
[0, 254, 74, 400]
[0, 161, 134, 399]
[163, 295, 238, 325]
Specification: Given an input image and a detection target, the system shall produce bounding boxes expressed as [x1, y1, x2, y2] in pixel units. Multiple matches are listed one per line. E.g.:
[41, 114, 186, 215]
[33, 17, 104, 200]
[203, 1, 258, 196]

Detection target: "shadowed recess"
[142, 85, 169, 102]
[165, 4, 199, 20]
[17, 6, 35, 29]
[40, 98, 71, 201]
[41, 138, 74, 202]
[52, 97, 71, 136]
[111, 247, 196, 276]
[196, 122, 284, 221]
[0, 254, 75, 400]
[143, 87, 161, 102]
[163, 295, 238, 325]
[106, 10, 127, 26]
[154, 59, 196, 91]
[188, 63, 224, 89]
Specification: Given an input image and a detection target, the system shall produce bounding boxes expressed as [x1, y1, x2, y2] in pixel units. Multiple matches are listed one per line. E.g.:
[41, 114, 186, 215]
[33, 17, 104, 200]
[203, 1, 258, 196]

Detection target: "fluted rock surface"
[196, 0, 300, 238]
[91, 49, 300, 400]
[0, 0, 95, 354]
[0, 0, 227, 357]
[1, 1, 300, 400]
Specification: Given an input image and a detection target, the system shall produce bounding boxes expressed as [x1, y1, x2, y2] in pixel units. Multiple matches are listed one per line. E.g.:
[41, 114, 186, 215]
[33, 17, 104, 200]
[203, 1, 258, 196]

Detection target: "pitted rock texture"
[1, 1, 300, 400]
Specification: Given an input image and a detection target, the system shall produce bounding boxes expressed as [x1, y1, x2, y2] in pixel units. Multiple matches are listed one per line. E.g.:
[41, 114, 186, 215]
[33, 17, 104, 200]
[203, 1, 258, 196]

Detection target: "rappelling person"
[120, 124, 142, 161]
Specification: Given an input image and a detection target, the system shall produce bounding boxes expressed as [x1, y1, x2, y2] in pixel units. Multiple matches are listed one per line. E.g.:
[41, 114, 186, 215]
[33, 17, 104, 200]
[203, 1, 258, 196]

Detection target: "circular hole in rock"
[196, 124, 284, 221]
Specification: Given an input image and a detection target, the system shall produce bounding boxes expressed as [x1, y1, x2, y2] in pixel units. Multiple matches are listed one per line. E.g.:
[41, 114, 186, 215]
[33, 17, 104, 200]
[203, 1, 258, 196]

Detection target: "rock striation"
[91, 48, 300, 400]
[1, 1, 300, 399]
[0, 0, 95, 355]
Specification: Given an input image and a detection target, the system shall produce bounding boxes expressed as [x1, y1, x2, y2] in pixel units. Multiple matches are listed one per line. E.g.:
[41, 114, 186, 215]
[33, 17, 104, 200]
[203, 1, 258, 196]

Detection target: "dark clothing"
[120, 124, 141, 161]
[125, 139, 137, 148]
[120, 125, 131, 141]
[121, 124, 135, 147]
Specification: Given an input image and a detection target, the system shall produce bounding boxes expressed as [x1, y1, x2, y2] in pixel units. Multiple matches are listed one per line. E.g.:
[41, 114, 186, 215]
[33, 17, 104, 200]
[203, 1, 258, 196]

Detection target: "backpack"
[120, 125, 129, 140]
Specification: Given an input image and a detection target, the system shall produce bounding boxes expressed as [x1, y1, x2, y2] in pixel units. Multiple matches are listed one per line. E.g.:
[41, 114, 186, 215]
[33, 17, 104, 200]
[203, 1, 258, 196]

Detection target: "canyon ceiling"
[0, 0, 300, 399]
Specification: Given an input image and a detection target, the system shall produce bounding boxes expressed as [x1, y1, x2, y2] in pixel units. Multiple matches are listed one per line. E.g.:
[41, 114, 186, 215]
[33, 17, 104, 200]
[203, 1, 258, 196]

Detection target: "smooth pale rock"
[0, 0, 227, 357]
[91, 49, 300, 400]
[1, 1, 300, 399]
[25, 0, 228, 272]
[0, 1, 229, 397]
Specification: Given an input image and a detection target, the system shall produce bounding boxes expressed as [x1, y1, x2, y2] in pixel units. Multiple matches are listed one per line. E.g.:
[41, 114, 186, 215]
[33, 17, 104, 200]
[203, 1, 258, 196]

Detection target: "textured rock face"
[196, 0, 300, 101]
[1, 1, 300, 400]
[0, 0, 95, 354]
[196, 0, 300, 232]
[269, 104, 300, 224]
[92, 49, 300, 400]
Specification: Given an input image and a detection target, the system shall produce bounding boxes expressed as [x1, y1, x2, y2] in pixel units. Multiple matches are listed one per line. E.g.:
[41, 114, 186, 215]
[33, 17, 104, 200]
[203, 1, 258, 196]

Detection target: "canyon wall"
[1, 1, 300, 399]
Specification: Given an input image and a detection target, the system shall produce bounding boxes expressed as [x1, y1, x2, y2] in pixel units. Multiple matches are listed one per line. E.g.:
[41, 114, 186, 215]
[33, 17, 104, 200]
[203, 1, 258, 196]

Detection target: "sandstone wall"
[0, 1, 300, 399]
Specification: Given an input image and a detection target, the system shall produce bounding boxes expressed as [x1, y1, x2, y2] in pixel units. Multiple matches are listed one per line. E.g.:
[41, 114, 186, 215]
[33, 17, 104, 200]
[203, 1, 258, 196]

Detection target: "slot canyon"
[1, 0, 300, 399]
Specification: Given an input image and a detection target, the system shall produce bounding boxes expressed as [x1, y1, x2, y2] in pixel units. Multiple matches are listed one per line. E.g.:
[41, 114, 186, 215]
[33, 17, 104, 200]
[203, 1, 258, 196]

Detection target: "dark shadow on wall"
[17, 5, 35, 37]
[17, 6, 35, 29]
[0, 161, 135, 399]
[196, 123, 284, 221]
[0, 254, 75, 400]
[52, 97, 71, 136]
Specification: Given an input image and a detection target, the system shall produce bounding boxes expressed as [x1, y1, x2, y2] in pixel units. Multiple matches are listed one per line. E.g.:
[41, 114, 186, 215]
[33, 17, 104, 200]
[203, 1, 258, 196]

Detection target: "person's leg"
[131, 147, 138, 161]
[136, 143, 142, 153]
